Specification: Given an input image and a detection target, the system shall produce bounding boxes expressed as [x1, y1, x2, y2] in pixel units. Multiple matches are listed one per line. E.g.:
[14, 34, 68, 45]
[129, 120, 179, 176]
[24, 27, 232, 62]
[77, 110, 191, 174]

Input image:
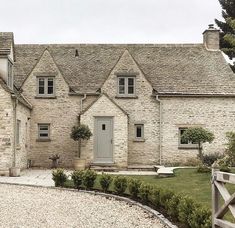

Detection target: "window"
[7, 61, 13, 89]
[134, 124, 144, 140]
[37, 77, 55, 96]
[16, 120, 21, 145]
[179, 128, 198, 148]
[38, 124, 50, 140]
[118, 77, 135, 96]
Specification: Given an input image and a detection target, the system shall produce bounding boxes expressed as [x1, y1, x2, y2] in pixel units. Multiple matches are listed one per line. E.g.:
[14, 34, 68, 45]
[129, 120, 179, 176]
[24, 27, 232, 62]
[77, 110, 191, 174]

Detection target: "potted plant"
[70, 124, 92, 170]
[49, 154, 60, 168]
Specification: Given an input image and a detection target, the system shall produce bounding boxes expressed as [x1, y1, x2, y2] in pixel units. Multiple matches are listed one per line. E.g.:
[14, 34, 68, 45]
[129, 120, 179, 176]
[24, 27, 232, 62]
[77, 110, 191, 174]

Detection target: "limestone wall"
[0, 86, 13, 172]
[161, 97, 235, 164]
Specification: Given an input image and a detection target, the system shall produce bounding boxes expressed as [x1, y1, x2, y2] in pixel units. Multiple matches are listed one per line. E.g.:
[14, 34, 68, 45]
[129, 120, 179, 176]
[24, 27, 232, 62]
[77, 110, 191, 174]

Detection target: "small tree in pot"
[70, 124, 92, 170]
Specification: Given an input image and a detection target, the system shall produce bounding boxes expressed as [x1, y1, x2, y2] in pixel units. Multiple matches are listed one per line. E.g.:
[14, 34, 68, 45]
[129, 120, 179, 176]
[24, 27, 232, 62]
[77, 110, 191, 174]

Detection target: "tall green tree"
[215, 0, 235, 72]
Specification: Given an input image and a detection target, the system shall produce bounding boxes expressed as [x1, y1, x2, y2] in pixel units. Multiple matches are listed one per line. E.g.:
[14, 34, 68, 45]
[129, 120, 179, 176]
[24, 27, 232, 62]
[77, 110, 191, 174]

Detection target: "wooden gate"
[212, 164, 235, 228]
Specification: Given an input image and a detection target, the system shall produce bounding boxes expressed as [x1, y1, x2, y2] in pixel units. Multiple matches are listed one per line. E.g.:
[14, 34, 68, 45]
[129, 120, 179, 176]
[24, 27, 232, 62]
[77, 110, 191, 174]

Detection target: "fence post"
[212, 162, 219, 228]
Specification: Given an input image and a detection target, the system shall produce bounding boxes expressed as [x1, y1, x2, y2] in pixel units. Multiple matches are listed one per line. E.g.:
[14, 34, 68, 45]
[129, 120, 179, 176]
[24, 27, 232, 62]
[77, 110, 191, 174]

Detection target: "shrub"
[128, 178, 141, 198]
[178, 196, 196, 226]
[113, 176, 127, 195]
[71, 170, 83, 189]
[52, 168, 67, 187]
[82, 169, 97, 190]
[197, 164, 211, 173]
[159, 189, 174, 209]
[166, 193, 182, 219]
[99, 173, 112, 192]
[202, 153, 223, 166]
[225, 131, 235, 165]
[219, 165, 231, 173]
[188, 206, 212, 228]
[150, 187, 161, 208]
[183, 157, 201, 166]
[139, 183, 152, 203]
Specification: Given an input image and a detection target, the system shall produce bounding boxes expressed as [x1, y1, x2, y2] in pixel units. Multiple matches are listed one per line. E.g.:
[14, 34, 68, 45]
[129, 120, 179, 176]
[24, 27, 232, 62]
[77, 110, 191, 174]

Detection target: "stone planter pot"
[74, 158, 86, 170]
[9, 167, 21, 177]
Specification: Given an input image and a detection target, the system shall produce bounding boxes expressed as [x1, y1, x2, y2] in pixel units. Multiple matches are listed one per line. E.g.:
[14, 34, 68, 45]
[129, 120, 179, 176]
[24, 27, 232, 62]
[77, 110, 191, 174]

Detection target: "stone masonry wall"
[15, 102, 31, 169]
[0, 86, 13, 173]
[81, 95, 128, 168]
[21, 50, 82, 168]
[101, 50, 160, 165]
[161, 97, 235, 164]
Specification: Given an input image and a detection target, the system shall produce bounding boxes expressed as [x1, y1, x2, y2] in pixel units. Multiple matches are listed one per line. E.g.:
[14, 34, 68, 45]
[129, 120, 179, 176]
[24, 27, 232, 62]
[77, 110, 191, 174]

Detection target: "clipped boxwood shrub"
[159, 189, 174, 209]
[166, 193, 182, 219]
[82, 169, 97, 190]
[52, 168, 67, 187]
[71, 170, 83, 189]
[150, 187, 161, 207]
[113, 176, 127, 195]
[197, 164, 211, 173]
[99, 173, 112, 192]
[188, 206, 212, 228]
[139, 183, 152, 203]
[178, 196, 196, 226]
[128, 178, 141, 198]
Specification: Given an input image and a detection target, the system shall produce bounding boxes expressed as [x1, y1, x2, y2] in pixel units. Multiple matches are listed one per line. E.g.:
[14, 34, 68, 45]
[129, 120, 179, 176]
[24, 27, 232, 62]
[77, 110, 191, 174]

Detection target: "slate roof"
[13, 43, 235, 95]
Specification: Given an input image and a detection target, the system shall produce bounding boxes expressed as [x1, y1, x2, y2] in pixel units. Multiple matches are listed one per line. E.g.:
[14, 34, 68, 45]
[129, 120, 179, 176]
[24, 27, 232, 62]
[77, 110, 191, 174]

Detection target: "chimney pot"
[203, 25, 220, 50]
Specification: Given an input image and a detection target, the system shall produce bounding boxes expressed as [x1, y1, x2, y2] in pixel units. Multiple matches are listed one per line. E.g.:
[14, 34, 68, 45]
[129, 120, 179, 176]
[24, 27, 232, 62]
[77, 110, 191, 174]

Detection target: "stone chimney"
[203, 24, 220, 50]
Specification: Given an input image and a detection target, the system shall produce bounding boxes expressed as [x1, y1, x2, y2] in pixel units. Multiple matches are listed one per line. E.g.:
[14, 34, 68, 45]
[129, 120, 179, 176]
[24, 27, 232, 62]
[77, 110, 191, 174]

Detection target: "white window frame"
[7, 60, 13, 89]
[37, 77, 55, 97]
[16, 120, 21, 145]
[179, 128, 198, 148]
[38, 124, 50, 140]
[117, 76, 136, 96]
[134, 124, 144, 141]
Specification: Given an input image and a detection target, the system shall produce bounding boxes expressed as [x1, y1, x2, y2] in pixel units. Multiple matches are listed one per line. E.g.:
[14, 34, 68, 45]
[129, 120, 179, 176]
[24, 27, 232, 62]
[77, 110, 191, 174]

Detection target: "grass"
[65, 168, 235, 208]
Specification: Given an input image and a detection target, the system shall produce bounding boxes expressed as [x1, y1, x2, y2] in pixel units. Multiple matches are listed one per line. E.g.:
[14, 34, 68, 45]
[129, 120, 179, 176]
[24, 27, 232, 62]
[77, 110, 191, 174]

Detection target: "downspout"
[156, 95, 162, 165]
[77, 94, 87, 158]
[12, 94, 18, 167]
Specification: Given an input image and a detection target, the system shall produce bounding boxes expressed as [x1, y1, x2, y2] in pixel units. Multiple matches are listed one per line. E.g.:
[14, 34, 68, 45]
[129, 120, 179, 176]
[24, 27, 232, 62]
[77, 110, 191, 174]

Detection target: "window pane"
[48, 86, 54, 94]
[128, 78, 134, 86]
[136, 125, 143, 138]
[119, 78, 125, 86]
[180, 129, 188, 144]
[39, 133, 49, 137]
[119, 85, 125, 94]
[128, 86, 134, 94]
[39, 126, 48, 131]
[39, 79, 45, 94]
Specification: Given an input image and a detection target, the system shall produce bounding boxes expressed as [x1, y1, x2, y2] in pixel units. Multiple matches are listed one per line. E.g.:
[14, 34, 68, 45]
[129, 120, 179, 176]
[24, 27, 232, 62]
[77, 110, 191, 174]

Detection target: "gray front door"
[94, 117, 113, 163]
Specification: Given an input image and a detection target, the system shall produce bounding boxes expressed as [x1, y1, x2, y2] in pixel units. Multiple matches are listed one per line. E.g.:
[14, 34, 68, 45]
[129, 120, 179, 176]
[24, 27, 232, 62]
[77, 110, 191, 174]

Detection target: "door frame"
[93, 116, 114, 164]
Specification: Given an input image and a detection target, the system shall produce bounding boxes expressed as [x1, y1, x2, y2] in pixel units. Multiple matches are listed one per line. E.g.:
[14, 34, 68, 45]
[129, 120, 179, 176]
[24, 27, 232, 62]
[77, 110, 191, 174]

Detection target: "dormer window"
[37, 77, 55, 97]
[7, 61, 13, 89]
[118, 76, 136, 96]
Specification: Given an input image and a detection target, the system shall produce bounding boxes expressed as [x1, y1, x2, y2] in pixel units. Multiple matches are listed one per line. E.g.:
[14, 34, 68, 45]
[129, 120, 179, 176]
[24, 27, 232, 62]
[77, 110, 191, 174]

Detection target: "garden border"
[0, 182, 177, 228]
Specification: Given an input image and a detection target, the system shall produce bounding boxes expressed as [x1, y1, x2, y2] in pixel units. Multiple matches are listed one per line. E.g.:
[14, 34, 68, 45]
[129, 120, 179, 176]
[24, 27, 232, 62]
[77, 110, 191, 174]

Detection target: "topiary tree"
[181, 127, 214, 161]
[70, 124, 92, 158]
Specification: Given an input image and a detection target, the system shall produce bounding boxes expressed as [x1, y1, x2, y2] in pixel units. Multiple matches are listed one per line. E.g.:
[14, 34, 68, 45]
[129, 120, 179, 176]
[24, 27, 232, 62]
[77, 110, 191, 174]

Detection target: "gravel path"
[0, 184, 165, 228]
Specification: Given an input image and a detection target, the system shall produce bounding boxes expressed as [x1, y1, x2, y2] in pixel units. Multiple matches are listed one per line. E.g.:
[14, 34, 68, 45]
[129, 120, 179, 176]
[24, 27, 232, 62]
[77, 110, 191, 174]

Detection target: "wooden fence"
[212, 164, 235, 228]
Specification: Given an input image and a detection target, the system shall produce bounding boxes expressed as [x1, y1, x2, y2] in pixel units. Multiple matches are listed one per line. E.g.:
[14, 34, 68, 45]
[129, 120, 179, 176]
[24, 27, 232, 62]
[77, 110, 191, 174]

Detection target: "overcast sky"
[0, 0, 223, 44]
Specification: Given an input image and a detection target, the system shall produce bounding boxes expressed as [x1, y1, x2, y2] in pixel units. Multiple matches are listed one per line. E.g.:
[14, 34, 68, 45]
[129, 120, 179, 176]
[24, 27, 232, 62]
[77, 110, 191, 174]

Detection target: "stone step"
[90, 166, 119, 172]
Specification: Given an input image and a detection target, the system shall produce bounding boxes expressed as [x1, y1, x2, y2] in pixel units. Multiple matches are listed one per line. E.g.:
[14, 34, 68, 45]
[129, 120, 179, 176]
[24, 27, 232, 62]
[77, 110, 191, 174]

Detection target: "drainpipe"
[80, 94, 87, 114]
[12, 94, 18, 167]
[156, 95, 162, 165]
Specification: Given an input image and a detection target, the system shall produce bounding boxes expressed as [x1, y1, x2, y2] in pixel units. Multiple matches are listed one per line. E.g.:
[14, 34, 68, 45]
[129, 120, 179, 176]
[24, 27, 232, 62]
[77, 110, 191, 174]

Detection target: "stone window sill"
[115, 95, 138, 99]
[36, 138, 51, 142]
[35, 96, 57, 99]
[178, 145, 198, 149]
[133, 138, 145, 142]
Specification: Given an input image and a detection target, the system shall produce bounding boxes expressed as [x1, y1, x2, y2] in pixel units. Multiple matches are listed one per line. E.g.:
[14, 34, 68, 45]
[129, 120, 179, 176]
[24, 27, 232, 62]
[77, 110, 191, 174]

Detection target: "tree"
[181, 127, 214, 161]
[215, 0, 235, 72]
[225, 131, 235, 165]
[70, 124, 92, 158]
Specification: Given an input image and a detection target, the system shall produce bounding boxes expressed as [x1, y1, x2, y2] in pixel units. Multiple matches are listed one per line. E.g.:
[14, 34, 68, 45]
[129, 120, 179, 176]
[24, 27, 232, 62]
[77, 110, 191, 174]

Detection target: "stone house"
[1, 25, 235, 174]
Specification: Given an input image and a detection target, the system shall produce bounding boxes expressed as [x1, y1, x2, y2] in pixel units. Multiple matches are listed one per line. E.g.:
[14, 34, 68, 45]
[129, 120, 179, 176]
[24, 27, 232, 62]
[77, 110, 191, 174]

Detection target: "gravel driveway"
[0, 184, 165, 228]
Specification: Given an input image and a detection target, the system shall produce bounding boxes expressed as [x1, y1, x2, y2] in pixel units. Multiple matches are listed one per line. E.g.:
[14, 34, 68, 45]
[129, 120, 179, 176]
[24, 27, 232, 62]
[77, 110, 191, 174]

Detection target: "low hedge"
[52, 169, 211, 227]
